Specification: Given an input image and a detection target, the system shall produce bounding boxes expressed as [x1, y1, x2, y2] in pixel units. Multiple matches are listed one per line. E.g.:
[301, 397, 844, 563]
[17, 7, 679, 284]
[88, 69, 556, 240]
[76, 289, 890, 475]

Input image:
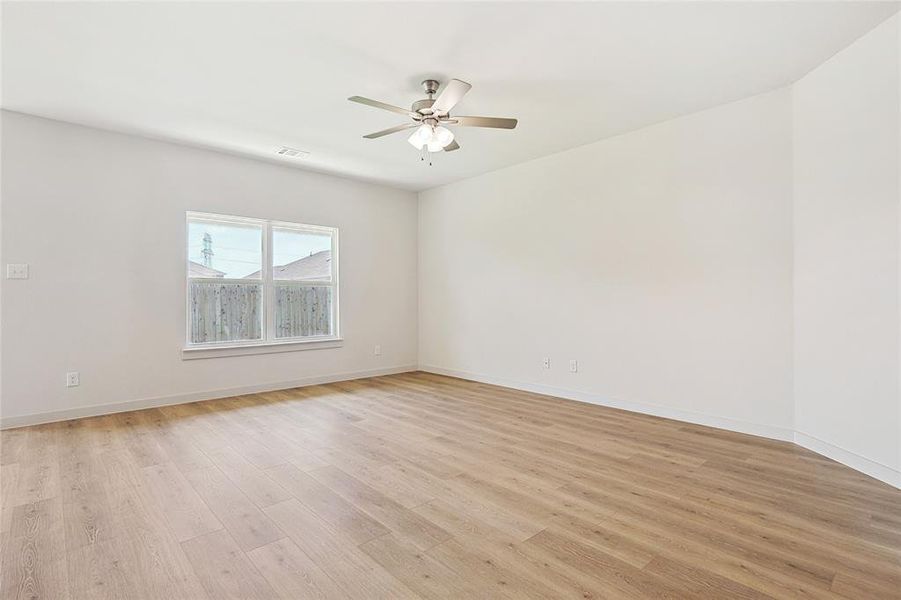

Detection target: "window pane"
[188, 219, 262, 279]
[275, 285, 333, 338]
[190, 281, 263, 343]
[272, 227, 333, 281]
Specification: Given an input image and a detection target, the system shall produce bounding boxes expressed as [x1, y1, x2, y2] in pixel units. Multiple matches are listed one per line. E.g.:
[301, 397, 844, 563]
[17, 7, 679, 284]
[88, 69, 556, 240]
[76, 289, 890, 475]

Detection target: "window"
[186, 212, 338, 349]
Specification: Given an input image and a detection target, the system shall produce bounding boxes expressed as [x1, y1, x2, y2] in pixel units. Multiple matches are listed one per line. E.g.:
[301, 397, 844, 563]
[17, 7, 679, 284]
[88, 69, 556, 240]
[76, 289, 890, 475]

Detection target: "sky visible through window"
[188, 221, 331, 278]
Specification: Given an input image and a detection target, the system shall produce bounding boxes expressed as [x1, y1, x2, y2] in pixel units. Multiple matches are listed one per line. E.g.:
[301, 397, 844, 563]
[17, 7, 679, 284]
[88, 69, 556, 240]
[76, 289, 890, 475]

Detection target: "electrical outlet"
[6, 264, 28, 279]
[569, 360, 578, 373]
[374, 344, 382, 356]
[542, 357, 550, 369]
[66, 372, 80, 387]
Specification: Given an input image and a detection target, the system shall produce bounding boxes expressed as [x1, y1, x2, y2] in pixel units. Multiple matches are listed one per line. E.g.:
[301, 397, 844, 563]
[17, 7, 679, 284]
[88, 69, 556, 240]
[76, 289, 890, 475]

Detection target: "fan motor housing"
[412, 98, 436, 115]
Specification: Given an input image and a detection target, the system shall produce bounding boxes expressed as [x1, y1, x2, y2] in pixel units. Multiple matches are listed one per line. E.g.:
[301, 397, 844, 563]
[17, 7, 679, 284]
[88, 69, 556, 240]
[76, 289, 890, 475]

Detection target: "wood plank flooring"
[1, 371, 899, 599]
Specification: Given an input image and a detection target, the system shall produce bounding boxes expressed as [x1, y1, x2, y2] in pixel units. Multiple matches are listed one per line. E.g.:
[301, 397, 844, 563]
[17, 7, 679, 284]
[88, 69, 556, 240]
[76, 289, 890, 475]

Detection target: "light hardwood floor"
[1, 372, 899, 599]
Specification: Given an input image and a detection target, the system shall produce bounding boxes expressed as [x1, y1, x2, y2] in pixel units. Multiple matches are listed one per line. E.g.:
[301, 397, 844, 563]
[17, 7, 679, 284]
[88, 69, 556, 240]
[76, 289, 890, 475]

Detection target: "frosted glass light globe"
[433, 126, 455, 147]
[407, 124, 433, 149]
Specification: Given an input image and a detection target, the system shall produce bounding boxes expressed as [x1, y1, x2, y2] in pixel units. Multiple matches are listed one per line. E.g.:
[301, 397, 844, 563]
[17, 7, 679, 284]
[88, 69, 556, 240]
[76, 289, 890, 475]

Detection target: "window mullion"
[263, 222, 275, 342]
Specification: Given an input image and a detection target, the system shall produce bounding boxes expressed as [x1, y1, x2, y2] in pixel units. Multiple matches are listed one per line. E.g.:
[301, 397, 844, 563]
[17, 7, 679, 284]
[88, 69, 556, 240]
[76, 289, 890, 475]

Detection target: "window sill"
[181, 337, 344, 360]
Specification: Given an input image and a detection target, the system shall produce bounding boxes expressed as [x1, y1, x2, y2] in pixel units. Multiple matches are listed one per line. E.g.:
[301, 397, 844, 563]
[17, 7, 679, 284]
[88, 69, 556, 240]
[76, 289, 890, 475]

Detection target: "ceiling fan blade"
[363, 123, 418, 139]
[348, 96, 415, 117]
[444, 140, 460, 152]
[451, 116, 518, 129]
[432, 79, 472, 115]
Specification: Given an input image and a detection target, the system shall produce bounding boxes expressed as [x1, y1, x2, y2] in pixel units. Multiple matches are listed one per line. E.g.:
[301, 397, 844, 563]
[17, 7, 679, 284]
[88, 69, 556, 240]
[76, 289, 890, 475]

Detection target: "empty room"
[1, 1, 899, 598]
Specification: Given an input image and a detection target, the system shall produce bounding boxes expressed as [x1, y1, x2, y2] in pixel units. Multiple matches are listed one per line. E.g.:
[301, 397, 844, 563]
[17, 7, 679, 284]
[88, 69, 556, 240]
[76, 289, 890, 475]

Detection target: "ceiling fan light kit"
[408, 123, 455, 151]
[348, 78, 518, 161]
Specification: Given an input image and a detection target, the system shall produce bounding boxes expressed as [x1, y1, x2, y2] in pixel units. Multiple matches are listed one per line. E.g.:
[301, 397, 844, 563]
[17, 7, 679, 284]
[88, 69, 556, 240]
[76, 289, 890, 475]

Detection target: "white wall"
[0, 111, 419, 426]
[793, 15, 900, 483]
[419, 89, 795, 438]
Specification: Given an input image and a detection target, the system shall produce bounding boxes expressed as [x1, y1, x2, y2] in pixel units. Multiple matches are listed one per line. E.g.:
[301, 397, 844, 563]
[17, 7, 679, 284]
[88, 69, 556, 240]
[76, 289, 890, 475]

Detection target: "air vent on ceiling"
[275, 146, 309, 158]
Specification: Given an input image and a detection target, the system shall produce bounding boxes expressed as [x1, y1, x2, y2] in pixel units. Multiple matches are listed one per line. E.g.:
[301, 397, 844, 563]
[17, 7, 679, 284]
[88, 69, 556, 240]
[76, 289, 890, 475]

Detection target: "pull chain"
[418, 146, 433, 166]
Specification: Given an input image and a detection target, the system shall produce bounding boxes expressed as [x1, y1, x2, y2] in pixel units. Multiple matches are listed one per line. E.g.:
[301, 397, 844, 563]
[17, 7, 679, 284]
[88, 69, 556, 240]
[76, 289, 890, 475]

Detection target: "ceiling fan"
[348, 79, 518, 154]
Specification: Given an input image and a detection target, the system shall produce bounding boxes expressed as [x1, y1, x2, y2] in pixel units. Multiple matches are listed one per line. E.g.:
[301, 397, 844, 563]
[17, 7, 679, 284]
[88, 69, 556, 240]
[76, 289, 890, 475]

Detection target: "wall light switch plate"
[66, 372, 80, 387]
[569, 360, 578, 373]
[6, 264, 28, 279]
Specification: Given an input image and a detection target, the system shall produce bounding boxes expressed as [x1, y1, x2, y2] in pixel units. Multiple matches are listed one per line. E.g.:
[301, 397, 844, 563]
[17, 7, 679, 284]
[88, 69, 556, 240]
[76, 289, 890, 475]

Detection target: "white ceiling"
[3, 2, 898, 191]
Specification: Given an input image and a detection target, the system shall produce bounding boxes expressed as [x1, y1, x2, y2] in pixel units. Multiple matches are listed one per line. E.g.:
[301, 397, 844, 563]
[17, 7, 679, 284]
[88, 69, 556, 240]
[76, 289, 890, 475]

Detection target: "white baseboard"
[0, 365, 417, 430]
[419, 364, 899, 489]
[419, 365, 794, 442]
[793, 431, 900, 489]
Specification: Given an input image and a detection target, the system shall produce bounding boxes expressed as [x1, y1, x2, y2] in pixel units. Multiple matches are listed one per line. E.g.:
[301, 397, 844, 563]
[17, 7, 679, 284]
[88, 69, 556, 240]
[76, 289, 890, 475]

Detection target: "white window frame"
[183, 211, 341, 359]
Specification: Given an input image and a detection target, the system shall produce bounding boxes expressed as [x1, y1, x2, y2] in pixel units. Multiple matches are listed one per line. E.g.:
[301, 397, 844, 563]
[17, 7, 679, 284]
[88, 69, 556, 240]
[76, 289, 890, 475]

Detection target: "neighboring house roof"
[188, 261, 225, 278]
[244, 249, 331, 281]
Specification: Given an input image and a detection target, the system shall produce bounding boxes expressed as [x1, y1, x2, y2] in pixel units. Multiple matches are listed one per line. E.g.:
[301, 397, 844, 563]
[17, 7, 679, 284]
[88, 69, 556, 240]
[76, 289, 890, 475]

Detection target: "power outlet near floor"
[66, 372, 80, 387]
[542, 357, 550, 369]
[374, 344, 382, 356]
[6, 263, 28, 279]
[569, 360, 578, 373]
